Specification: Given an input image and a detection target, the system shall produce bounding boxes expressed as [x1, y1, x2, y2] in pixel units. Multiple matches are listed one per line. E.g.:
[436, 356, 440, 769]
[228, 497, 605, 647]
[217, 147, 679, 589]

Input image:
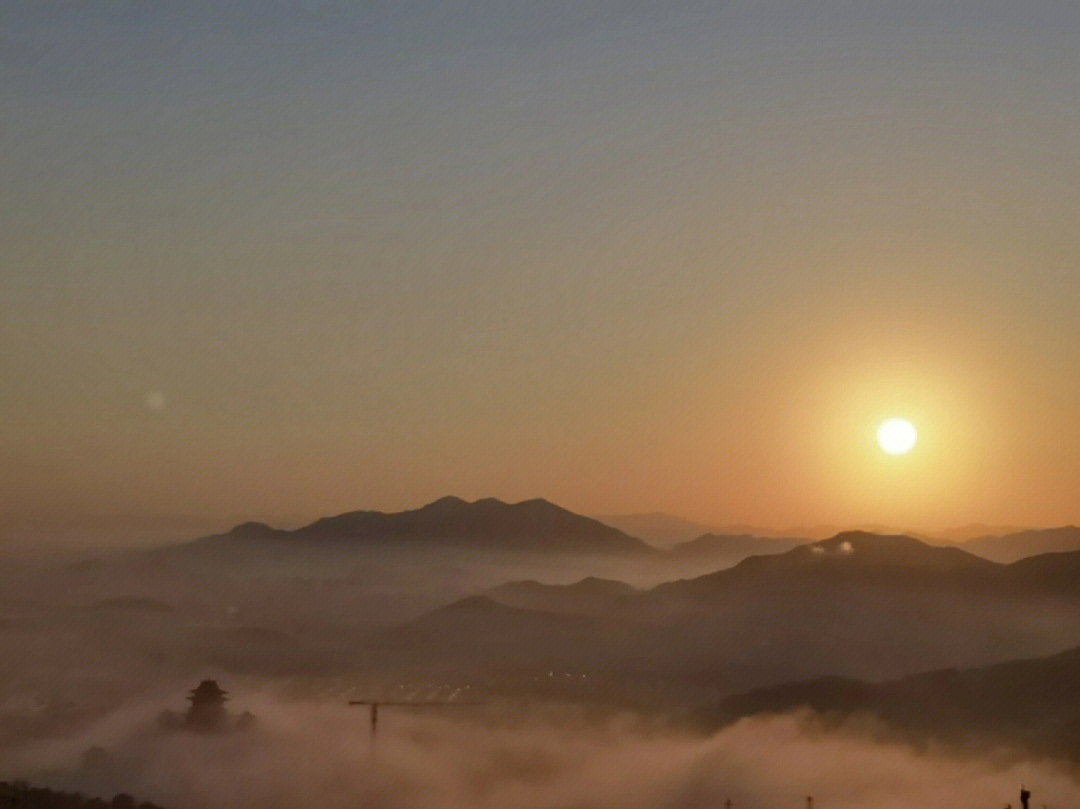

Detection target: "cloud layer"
[7, 697, 1080, 809]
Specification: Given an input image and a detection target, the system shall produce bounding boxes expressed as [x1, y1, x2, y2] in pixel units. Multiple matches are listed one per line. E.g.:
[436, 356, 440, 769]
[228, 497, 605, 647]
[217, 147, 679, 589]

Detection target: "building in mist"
[158, 680, 254, 734]
[185, 680, 229, 732]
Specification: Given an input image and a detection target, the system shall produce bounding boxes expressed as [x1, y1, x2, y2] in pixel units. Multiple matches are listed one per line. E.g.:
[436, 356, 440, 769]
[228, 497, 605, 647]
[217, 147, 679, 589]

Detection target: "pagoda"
[185, 679, 229, 732]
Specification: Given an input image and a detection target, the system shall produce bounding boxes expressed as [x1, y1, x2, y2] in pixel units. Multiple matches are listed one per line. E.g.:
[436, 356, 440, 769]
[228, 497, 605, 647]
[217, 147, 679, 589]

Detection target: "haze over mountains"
[6, 495, 1080, 805]
[699, 644, 1080, 763]
[140, 497, 814, 587]
[382, 530, 1080, 694]
[597, 512, 923, 546]
[599, 511, 1080, 553]
[960, 526, 1080, 563]
[153, 496, 1080, 582]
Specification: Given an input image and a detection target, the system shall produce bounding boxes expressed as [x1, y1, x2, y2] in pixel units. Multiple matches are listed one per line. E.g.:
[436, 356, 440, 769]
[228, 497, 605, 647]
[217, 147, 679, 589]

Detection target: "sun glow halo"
[877, 418, 917, 455]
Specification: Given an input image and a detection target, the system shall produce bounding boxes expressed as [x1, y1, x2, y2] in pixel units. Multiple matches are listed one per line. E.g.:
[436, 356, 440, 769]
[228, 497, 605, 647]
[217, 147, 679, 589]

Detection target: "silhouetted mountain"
[486, 577, 638, 613]
[934, 523, 1032, 542]
[192, 497, 656, 557]
[1003, 547, 1080, 593]
[227, 521, 286, 540]
[303, 497, 655, 554]
[962, 526, 1080, 563]
[66, 520, 1080, 702]
[376, 532, 1080, 693]
[664, 533, 804, 564]
[725, 523, 919, 540]
[376, 596, 605, 672]
[0, 783, 167, 809]
[697, 645, 1080, 762]
[647, 532, 999, 603]
[594, 513, 715, 547]
[593, 513, 881, 544]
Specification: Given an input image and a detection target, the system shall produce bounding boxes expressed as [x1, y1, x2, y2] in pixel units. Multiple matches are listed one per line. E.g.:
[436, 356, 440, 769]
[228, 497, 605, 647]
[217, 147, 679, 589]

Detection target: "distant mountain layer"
[486, 577, 638, 614]
[210, 497, 657, 557]
[595, 513, 923, 544]
[934, 523, 1032, 542]
[594, 513, 716, 547]
[645, 531, 1001, 603]
[592, 519, 1080, 560]
[961, 526, 1080, 563]
[697, 645, 1080, 762]
[663, 533, 804, 563]
[378, 532, 1080, 692]
[186, 499, 1080, 565]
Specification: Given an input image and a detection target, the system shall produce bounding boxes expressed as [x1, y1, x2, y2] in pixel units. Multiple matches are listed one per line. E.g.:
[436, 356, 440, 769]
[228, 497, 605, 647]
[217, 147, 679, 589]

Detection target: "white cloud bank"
[7, 698, 1079, 809]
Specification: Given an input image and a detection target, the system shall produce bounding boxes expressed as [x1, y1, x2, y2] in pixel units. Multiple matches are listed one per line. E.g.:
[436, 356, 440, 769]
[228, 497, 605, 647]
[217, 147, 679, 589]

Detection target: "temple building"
[185, 679, 229, 732]
[157, 679, 254, 734]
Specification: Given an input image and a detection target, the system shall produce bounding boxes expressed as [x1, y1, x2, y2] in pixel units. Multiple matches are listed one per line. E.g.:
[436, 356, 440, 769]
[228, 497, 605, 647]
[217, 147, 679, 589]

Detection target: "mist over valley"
[5, 498, 1080, 807]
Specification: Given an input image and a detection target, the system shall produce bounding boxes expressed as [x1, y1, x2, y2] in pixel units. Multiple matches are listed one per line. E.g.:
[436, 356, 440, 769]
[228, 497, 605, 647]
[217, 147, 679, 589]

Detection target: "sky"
[3, 1, 1079, 546]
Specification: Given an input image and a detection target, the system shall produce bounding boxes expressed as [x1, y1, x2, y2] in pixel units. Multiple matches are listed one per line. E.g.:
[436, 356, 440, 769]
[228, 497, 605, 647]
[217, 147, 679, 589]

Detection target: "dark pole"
[348, 699, 482, 753]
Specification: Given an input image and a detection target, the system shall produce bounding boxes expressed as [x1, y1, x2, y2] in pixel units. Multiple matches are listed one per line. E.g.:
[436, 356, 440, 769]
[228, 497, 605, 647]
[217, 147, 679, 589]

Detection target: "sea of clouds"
[6, 694, 1080, 809]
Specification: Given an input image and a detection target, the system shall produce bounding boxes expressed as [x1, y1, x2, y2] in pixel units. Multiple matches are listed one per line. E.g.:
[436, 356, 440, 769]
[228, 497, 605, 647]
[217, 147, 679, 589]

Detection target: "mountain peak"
[811, 531, 922, 551]
[423, 495, 471, 510]
[229, 521, 277, 538]
[794, 531, 990, 572]
[273, 497, 656, 556]
[416, 496, 561, 513]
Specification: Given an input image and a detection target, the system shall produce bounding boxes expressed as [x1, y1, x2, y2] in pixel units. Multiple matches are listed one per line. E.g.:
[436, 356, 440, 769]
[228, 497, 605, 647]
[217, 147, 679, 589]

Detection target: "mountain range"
[597, 512, 1080, 559]
[150, 498, 1080, 575]
[11, 497, 1080, 751]
[371, 530, 1080, 693]
[960, 526, 1080, 563]
[596, 512, 920, 545]
[103, 497, 1080, 697]
[179, 496, 657, 557]
[697, 644, 1080, 762]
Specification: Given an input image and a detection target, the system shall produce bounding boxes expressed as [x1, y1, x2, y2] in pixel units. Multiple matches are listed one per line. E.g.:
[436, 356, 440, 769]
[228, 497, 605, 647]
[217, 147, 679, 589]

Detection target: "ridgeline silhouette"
[0, 782, 166, 809]
[192, 497, 656, 557]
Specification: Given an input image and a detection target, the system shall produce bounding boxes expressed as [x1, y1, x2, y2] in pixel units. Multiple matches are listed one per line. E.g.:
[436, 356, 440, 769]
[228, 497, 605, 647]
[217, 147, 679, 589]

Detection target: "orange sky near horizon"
[3, 3, 1079, 548]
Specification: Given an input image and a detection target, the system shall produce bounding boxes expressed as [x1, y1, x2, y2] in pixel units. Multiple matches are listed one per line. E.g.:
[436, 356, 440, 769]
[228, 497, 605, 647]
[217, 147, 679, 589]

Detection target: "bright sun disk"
[877, 418, 917, 455]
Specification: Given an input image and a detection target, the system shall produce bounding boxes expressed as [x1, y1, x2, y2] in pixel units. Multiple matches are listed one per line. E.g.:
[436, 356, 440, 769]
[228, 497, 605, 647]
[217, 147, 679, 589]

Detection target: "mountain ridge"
[696, 644, 1080, 762]
[197, 496, 658, 557]
[960, 526, 1080, 563]
[644, 531, 1000, 605]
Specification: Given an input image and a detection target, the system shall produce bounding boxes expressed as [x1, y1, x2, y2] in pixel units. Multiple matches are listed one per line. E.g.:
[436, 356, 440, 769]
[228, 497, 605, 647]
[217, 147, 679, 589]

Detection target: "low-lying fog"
[9, 529, 1080, 809]
[7, 694, 1078, 809]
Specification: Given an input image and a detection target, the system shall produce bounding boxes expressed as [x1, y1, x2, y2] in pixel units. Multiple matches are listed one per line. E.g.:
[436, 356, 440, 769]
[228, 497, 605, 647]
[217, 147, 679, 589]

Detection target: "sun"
[877, 418, 917, 455]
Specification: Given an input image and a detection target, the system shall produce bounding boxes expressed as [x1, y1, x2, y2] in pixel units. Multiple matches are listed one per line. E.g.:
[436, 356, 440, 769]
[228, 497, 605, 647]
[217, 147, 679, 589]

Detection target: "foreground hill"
[697, 645, 1080, 762]
[0, 783, 166, 809]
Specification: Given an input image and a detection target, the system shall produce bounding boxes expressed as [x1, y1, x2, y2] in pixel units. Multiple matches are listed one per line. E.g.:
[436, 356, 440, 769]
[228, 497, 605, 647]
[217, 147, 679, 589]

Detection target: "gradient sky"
[3, 1, 1079, 545]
